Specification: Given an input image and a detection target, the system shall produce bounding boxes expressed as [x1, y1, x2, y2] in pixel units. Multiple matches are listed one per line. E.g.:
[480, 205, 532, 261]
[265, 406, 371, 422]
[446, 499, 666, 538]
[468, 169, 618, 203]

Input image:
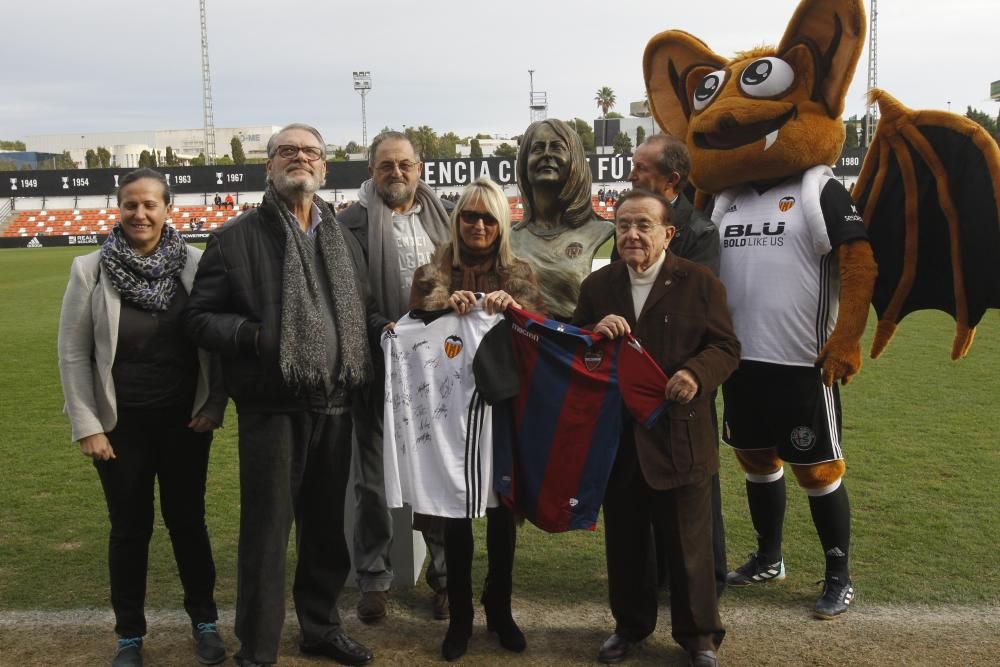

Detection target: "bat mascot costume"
[643, 0, 1000, 619]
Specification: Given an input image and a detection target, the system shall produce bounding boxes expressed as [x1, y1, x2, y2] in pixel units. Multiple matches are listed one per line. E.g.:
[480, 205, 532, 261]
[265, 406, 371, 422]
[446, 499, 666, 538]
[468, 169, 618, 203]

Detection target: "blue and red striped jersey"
[476, 306, 668, 532]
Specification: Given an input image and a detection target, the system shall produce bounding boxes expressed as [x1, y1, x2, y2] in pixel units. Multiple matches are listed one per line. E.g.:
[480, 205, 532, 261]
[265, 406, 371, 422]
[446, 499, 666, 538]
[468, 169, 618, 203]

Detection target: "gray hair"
[369, 131, 421, 165]
[644, 134, 691, 191]
[267, 123, 326, 159]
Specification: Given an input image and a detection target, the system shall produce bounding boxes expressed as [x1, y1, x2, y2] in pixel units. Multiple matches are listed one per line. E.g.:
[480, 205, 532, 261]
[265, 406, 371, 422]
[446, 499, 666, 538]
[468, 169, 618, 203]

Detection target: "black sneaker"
[814, 575, 855, 619]
[112, 637, 143, 667]
[192, 622, 227, 664]
[725, 552, 786, 586]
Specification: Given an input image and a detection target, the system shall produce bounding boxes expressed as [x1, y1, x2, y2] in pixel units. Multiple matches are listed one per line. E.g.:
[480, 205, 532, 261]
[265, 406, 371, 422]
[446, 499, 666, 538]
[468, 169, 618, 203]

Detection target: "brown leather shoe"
[432, 590, 450, 620]
[357, 590, 388, 623]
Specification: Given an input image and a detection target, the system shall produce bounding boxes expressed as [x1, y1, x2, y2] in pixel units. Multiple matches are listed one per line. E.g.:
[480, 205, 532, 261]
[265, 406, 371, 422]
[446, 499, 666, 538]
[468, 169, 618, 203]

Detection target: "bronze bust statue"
[511, 119, 614, 319]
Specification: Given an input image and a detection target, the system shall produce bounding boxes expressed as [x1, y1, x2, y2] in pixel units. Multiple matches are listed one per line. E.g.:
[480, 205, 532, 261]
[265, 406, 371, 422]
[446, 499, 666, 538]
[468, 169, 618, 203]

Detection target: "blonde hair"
[449, 177, 516, 269]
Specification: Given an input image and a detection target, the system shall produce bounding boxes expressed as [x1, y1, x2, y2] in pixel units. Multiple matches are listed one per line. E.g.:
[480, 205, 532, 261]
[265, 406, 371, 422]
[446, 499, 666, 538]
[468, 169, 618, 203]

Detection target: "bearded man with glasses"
[184, 123, 387, 666]
[337, 131, 454, 624]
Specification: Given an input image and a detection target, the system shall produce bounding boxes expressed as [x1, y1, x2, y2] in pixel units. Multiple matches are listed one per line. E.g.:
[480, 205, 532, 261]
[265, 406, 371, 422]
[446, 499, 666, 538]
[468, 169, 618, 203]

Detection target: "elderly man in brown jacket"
[573, 189, 739, 667]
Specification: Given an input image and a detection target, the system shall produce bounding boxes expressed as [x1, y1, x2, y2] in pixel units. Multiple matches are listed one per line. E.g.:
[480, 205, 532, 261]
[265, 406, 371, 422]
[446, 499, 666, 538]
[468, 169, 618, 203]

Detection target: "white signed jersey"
[382, 304, 503, 518]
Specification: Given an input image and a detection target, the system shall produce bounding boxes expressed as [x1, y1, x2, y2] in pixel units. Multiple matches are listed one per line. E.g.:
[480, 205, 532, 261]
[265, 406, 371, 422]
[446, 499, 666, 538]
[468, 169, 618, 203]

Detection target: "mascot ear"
[644, 30, 726, 138]
[778, 0, 866, 118]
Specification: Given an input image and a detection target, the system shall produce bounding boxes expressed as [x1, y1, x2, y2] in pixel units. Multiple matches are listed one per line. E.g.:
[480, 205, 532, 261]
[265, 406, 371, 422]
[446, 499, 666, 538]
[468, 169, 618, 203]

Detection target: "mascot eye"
[739, 57, 794, 98]
[692, 69, 726, 111]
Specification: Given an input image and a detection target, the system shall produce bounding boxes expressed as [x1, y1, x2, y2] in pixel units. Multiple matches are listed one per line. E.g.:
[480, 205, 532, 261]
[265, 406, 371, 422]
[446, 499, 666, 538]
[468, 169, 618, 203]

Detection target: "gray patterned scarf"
[262, 184, 371, 390]
[100, 223, 187, 311]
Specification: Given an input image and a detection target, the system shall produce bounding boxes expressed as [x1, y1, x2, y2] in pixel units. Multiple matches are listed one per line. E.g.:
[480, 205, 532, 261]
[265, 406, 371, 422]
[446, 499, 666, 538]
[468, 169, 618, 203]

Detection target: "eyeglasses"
[615, 220, 664, 234]
[274, 144, 324, 161]
[459, 210, 499, 227]
[375, 160, 420, 175]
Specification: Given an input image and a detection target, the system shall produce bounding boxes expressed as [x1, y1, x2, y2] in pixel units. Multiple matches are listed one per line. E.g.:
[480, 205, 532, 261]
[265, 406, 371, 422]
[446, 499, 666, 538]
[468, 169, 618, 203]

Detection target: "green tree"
[215, 154, 234, 166]
[0, 159, 17, 171]
[345, 141, 362, 154]
[469, 138, 483, 158]
[612, 132, 633, 155]
[138, 150, 154, 168]
[331, 147, 350, 161]
[569, 118, 596, 153]
[606, 112, 624, 119]
[410, 125, 439, 158]
[494, 143, 518, 158]
[230, 136, 246, 165]
[595, 87, 617, 152]
[843, 115, 861, 149]
[85, 149, 99, 168]
[0, 140, 26, 150]
[595, 86, 616, 118]
[190, 152, 207, 167]
[96, 147, 111, 168]
[476, 133, 492, 140]
[636, 126, 646, 146]
[966, 106, 1000, 144]
[438, 132, 462, 158]
[164, 146, 178, 166]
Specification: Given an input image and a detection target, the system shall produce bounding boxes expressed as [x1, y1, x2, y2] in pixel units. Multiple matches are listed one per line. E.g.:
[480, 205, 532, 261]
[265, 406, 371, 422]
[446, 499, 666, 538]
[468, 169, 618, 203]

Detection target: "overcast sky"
[2, 0, 996, 146]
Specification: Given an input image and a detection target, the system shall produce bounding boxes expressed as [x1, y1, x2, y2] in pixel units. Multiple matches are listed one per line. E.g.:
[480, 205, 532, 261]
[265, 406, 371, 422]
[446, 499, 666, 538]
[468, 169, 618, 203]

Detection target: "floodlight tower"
[354, 71, 372, 157]
[529, 70, 548, 123]
[863, 0, 878, 149]
[199, 0, 217, 164]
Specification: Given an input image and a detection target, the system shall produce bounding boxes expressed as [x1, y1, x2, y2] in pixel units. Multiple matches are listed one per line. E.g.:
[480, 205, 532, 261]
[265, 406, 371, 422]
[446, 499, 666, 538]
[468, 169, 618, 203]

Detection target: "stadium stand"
[1, 205, 241, 238]
[1, 196, 614, 238]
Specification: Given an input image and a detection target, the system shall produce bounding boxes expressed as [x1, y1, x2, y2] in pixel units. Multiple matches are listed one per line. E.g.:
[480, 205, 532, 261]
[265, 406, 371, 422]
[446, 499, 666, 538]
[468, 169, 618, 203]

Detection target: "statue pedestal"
[342, 441, 426, 589]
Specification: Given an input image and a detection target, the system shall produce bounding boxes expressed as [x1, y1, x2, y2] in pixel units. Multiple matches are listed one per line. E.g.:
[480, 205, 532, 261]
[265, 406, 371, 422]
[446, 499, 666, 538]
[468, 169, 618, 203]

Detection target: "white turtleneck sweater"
[625, 250, 667, 320]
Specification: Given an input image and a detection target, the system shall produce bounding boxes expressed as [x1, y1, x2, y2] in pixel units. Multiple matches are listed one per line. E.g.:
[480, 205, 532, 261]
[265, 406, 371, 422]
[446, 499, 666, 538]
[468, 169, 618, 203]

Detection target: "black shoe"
[814, 575, 855, 619]
[690, 649, 719, 666]
[112, 637, 143, 667]
[441, 622, 472, 662]
[301, 633, 374, 666]
[483, 607, 526, 652]
[598, 633, 637, 664]
[191, 622, 226, 665]
[725, 552, 785, 586]
[234, 659, 271, 667]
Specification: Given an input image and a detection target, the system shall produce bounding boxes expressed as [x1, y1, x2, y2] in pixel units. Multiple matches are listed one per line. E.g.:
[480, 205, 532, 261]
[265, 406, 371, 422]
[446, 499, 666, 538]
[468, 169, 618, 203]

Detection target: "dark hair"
[116, 168, 171, 206]
[615, 188, 674, 226]
[369, 131, 420, 165]
[645, 134, 692, 192]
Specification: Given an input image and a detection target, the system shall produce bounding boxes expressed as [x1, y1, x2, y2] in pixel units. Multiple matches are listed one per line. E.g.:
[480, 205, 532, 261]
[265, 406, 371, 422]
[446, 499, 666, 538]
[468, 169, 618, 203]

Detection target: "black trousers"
[95, 405, 217, 638]
[656, 396, 727, 596]
[443, 506, 517, 625]
[233, 410, 353, 665]
[604, 433, 724, 654]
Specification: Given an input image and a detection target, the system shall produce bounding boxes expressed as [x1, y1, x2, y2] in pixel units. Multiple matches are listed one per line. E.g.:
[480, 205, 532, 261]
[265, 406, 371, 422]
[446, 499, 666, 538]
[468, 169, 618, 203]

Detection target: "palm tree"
[595, 86, 617, 153]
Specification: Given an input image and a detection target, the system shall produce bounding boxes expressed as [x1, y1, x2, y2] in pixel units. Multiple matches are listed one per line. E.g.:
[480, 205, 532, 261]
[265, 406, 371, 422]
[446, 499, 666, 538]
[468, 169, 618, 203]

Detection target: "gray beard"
[376, 182, 415, 208]
[273, 171, 321, 200]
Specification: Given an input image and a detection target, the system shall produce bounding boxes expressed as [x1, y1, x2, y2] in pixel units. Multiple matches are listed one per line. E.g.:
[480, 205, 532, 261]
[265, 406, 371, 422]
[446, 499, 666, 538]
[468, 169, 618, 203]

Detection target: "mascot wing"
[856, 90, 1000, 360]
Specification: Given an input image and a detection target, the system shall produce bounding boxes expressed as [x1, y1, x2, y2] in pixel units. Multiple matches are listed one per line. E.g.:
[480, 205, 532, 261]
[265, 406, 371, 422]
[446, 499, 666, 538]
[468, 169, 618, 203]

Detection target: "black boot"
[481, 507, 526, 653]
[442, 518, 474, 661]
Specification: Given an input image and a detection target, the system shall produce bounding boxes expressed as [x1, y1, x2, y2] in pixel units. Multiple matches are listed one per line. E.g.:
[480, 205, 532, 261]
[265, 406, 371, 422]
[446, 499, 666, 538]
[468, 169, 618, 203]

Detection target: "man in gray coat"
[337, 131, 453, 622]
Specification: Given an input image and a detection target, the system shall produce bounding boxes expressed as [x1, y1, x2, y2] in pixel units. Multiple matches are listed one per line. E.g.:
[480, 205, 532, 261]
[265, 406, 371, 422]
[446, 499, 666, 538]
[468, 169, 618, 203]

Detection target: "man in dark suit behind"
[573, 190, 739, 667]
[628, 133, 728, 598]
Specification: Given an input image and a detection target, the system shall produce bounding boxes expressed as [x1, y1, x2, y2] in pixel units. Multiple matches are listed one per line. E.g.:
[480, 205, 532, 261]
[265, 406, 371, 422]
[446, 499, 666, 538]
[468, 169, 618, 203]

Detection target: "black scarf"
[261, 184, 371, 390]
[100, 223, 187, 311]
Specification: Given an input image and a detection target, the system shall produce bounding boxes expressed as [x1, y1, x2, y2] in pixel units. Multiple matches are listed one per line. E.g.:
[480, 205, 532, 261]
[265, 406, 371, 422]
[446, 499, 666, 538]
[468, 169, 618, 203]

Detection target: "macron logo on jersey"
[843, 204, 863, 224]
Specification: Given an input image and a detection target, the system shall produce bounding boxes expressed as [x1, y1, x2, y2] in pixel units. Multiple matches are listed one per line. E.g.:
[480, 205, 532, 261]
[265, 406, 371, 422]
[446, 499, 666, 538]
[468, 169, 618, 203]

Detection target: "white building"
[25, 126, 281, 168]
[455, 138, 518, 158]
